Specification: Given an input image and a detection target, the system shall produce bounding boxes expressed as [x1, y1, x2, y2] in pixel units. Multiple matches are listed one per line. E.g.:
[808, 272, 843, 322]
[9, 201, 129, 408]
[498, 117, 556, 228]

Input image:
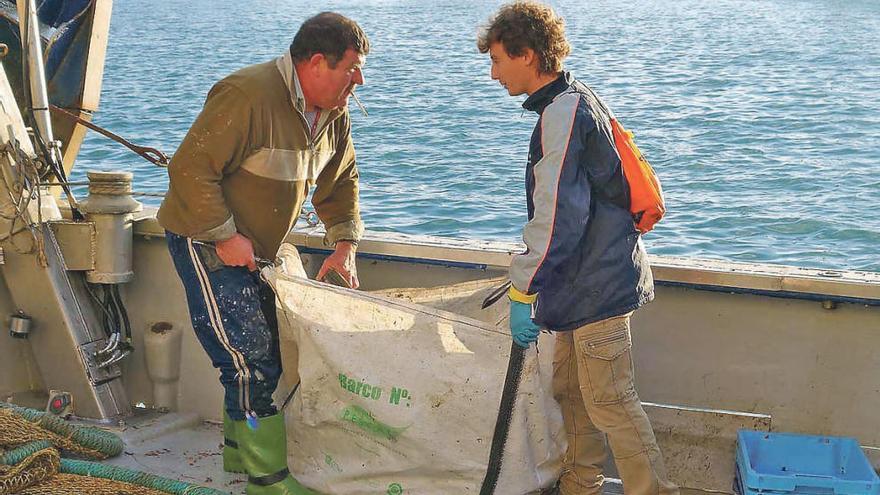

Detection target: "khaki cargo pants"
[552, 312, 678, 495]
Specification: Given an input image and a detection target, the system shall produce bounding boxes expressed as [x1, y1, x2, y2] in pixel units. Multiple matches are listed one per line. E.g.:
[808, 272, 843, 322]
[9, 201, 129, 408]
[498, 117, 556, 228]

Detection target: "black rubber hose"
[479, 342, 526, 494]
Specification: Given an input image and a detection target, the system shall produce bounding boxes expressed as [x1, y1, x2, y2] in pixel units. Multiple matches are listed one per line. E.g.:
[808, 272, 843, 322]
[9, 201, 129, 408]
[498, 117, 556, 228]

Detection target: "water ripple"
[70, 0, 880, 272]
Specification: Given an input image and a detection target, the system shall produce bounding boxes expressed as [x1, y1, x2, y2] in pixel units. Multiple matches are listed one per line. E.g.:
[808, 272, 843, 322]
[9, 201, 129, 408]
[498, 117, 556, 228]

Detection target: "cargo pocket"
[577, 320, 636, 405]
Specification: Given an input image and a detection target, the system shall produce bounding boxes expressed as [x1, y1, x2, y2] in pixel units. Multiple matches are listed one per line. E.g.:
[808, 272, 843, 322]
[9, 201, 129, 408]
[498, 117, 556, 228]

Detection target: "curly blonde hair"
[477, 1, 571, 74]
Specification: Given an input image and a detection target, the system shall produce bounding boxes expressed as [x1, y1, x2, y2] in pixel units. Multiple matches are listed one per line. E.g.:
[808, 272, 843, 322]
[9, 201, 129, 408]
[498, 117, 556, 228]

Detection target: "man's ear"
[521, 48, 537, 68]
[307, 53, 326, 72]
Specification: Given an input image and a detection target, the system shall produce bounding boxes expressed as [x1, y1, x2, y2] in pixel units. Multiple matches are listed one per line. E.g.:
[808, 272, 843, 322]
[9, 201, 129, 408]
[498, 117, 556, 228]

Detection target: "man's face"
[489, 42, 534, 96]
[314, 48, 366, 110]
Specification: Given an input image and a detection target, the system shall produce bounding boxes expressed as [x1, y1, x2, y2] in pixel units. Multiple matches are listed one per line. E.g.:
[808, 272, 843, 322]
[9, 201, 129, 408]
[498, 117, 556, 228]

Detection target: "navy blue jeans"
[166, 231, 281, 420]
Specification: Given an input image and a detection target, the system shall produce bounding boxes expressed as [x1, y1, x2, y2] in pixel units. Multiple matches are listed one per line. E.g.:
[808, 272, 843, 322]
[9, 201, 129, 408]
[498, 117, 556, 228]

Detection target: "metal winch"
[78, 171, 142, 284]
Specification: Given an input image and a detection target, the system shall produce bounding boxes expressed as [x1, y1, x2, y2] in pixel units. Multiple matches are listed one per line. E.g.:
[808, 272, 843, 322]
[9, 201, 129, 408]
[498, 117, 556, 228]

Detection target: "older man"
[158, 12, 368, 494]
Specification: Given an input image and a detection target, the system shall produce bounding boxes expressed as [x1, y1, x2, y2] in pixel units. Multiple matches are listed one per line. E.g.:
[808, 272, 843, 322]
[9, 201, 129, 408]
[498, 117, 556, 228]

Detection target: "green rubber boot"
[222, 411, 246, 474]
[236, 413, 317, 494]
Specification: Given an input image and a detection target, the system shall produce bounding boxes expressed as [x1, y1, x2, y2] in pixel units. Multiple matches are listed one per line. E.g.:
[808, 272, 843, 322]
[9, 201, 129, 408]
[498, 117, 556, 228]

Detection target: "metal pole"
[17, 0, 62, 165]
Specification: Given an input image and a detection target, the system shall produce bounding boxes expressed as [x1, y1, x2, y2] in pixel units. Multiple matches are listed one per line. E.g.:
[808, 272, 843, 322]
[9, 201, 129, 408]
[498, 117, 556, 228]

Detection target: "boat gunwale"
[126, 206, 880, 304]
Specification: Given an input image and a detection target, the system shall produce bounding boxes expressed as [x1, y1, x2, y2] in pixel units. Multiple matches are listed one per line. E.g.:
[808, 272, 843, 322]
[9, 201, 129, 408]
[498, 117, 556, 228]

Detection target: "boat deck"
[102, 409, 640, 495]
[8, 386, 720, 494]
[106, 410, 244, 493]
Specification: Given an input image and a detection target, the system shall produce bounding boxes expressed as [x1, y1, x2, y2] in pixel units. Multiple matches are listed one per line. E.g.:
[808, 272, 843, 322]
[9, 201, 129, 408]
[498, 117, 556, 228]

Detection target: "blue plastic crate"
[736, 430, 880, 495]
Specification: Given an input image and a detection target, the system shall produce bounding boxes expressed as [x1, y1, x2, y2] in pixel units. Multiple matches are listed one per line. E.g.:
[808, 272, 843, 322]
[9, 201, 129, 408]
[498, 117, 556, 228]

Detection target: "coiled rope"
[0, 402, 230, 494]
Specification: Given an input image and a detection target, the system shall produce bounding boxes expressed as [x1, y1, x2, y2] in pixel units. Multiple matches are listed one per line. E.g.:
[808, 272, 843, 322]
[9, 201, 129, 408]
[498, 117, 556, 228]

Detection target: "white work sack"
[265, 247, 563, 495]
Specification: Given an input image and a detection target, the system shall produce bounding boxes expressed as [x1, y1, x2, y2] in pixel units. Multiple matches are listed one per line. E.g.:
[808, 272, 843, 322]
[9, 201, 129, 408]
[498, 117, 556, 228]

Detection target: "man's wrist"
[335, 240, 358, 250]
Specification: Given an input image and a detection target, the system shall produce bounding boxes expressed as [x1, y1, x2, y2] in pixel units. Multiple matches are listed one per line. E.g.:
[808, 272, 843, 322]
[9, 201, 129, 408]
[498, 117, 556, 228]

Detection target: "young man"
[158, 12, 368, 495]
[478, 3, 678, 495]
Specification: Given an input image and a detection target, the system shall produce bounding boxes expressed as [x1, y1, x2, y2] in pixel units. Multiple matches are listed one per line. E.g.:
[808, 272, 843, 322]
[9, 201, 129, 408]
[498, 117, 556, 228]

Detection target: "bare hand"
[317, 241, 359, 289]
[214, 233, 257, 271]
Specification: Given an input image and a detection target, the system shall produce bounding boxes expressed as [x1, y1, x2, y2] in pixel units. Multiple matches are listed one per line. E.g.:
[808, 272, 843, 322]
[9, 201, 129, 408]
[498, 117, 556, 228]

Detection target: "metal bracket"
[79, 339, 123, 385]
[49, 220, 96, 271]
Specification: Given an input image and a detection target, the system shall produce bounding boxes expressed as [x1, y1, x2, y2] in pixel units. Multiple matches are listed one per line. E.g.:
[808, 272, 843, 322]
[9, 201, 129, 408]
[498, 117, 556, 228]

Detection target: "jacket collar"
[522, 71, 573, 114]
[276, 49, 305, 113]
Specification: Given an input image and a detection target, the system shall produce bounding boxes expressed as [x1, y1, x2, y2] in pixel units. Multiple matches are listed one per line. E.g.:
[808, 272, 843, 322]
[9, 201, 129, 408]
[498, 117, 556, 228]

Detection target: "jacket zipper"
[295, 106, 337, 153]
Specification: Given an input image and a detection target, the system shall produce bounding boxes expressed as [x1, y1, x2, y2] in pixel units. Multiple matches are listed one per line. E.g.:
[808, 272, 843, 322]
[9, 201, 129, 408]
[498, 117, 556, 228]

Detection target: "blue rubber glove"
[509, 300, 540, 348]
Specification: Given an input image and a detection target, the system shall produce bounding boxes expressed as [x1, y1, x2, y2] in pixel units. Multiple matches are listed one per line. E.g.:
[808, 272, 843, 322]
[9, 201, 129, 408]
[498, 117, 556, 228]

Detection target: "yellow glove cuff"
[508, 285, 537, 304]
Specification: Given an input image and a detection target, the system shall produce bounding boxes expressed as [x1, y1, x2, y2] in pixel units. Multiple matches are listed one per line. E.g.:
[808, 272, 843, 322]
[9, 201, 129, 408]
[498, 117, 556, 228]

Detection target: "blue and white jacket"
[509, 72, 654, 331]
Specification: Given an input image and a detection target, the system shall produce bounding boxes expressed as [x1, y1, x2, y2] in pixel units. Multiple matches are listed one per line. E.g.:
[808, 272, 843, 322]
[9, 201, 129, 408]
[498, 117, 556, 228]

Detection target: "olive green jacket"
[158, 51, 363, 259]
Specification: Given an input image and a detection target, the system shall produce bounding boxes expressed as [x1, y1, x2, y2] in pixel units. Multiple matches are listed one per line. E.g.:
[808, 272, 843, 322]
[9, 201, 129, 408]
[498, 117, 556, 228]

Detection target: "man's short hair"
[290, 12, 370, 67]
[477, 1, 571, 75]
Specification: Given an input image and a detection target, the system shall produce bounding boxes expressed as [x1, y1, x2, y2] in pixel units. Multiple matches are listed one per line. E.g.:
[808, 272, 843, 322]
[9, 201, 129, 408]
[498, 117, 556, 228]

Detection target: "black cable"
[84, 282, 116, 334]
[111, 284, 132, 343]
[105, 284, 120, 336]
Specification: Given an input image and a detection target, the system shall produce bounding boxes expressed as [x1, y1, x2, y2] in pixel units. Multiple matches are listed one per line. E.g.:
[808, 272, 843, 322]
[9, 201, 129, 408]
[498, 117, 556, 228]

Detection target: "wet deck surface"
[104, 410, 246, 493]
